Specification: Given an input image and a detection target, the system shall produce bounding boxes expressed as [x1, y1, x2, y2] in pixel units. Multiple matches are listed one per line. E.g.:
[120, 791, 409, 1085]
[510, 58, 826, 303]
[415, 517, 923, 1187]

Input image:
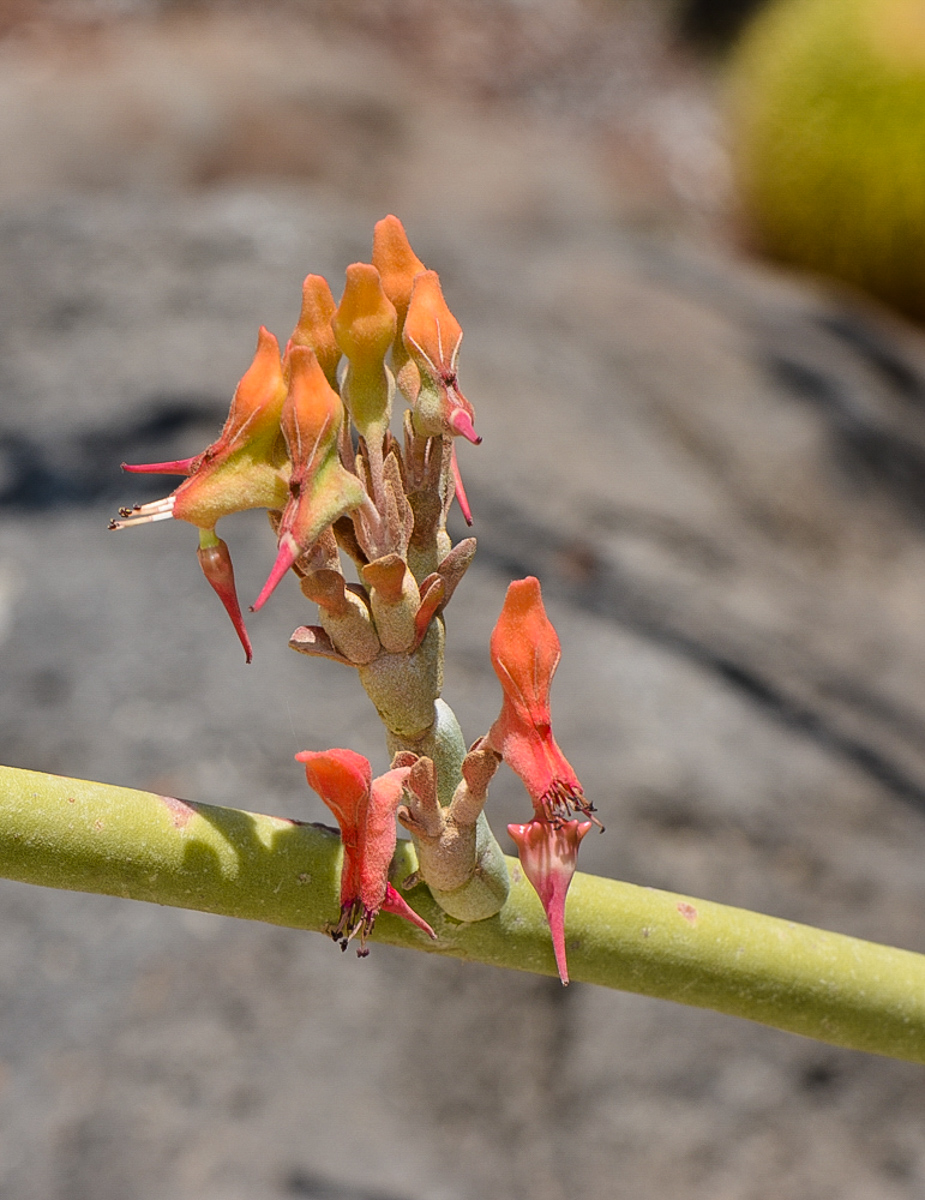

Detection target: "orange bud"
[333, 263, 397, 372]
[290, 274, 341, 387]
[332, 263, 397, 441]
[402, 271, 480, 453]
[403, 270, 462, 382]
[373, 214, 426, 329]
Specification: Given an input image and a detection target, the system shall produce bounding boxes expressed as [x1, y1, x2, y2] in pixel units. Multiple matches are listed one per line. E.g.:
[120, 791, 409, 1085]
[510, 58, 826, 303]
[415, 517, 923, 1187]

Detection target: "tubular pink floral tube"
[508, 817, 592, 984]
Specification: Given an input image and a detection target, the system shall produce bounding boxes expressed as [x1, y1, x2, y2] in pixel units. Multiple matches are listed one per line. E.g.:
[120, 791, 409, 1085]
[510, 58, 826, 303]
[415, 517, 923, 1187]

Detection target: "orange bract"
[373, 214, 426, 327]
[333, 263, 397, 367]
[403, 270, 463, 378]
[487, 577, 596, 827]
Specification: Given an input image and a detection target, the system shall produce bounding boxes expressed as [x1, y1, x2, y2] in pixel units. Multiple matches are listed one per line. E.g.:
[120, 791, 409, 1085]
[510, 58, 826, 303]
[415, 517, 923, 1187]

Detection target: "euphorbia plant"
[111, 215, 597, 981]
[3, 216, 925, 1056]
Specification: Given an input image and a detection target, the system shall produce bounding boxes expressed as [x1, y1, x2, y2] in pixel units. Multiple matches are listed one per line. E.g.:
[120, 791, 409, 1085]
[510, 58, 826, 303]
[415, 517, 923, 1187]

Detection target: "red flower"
[297, 748, 436, 955]
[485, 577, 599, 827]
[508, 817, 591, 985]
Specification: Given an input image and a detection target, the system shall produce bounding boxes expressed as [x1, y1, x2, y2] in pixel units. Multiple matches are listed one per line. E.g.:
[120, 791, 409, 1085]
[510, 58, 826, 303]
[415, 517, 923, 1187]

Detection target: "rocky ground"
[2, 4, 925, 1199]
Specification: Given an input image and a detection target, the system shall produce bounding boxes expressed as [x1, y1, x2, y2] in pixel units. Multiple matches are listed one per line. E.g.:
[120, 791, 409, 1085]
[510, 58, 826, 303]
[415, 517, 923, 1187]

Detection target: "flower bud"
[372, 214, 426, 376]
[299, 571, 381, 665]
[362, 553, 422, 654]
[332, 263, 397, 443]
[402, 271, 480, 445]
[196, 532, 253, 663]
[290, 274, 341, 388]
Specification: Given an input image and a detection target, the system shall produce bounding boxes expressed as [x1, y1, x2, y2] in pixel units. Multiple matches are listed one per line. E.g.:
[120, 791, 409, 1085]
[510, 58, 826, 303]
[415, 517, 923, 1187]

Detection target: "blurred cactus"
[677, 0, 766, 47]
[729, 0, 925, 320]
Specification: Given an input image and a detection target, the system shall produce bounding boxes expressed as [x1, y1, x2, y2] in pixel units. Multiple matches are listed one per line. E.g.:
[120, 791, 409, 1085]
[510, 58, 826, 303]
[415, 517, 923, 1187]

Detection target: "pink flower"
[485, 577, 599, 827]
[296, 748, 436, 955]
[508, 817, 591, 985]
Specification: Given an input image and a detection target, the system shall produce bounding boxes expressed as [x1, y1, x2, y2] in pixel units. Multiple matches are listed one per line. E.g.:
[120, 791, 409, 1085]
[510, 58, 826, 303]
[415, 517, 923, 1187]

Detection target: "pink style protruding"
[121, 457, 199, 475]
[451, 444, 473, 526]
[448, 406, 481, 445]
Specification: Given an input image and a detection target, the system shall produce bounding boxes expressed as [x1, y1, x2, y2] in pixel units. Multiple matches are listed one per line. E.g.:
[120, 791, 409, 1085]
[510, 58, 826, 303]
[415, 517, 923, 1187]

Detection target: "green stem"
[2, 764, 925, 1063]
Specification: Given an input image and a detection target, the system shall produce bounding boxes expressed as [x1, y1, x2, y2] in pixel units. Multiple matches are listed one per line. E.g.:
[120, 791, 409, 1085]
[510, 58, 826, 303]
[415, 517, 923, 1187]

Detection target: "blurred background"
[4, 0, 925, 1196]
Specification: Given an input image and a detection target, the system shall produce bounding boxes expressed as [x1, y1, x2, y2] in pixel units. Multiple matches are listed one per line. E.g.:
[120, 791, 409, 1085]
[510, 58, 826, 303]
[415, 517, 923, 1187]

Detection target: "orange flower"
[403, 270, 480, 445]
[297, 747, 436, 955]
[251, 348, 367, 612]
[485, 577, 599, 827]
[508, 817, 591, 985]
[117, 327, 289, 529]
[289, 274, 341, 388]
[402, 269, 480, 523]
[372, 214, 425, 336]
[332, 263, 397, 442]
[111, 328, 289, 659]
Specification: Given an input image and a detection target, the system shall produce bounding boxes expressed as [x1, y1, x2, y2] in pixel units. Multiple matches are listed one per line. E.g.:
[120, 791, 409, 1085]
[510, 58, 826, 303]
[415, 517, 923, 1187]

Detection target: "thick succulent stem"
[356, 608, 510, 920]
[386, 700, 510, 921]
[2, 764, 925, 1063]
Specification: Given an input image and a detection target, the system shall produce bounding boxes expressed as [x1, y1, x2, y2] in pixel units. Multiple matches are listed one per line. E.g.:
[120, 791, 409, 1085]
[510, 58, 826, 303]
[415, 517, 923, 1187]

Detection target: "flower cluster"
[112, 218, 601, 983]
[110, 215, 479, 665]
